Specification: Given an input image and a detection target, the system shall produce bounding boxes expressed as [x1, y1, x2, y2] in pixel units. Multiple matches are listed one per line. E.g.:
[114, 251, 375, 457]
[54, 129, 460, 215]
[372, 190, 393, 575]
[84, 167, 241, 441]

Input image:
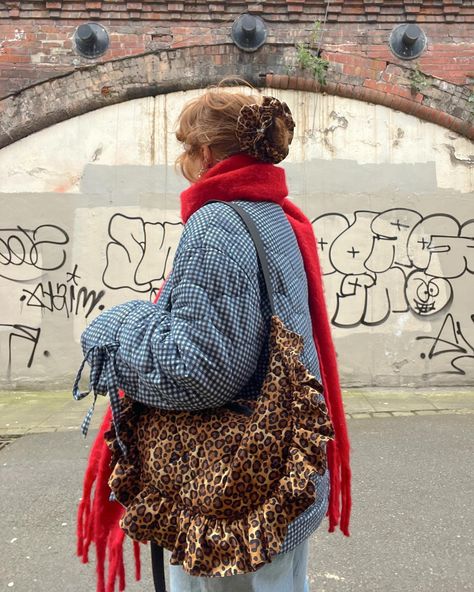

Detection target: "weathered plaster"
[0, 89, 472, 389]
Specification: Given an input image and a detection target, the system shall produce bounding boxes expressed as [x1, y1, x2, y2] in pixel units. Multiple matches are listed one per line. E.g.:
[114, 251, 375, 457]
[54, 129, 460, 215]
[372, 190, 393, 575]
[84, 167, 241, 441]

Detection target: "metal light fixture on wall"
[389, 24, 427, 60]
[231, 13, 267, 52]
[74, 23, 109, 59]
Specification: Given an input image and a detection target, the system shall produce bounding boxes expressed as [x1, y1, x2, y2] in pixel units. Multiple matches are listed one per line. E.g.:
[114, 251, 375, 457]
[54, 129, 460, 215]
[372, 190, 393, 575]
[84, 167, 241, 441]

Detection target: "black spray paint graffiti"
[312, 209, 474, 328]
[416, 314, 474, 376]
[0, 224, 69, 281]
[20, 264, 106, 319]
[0, 324, 41, 369]
[103, 214, 183, 298]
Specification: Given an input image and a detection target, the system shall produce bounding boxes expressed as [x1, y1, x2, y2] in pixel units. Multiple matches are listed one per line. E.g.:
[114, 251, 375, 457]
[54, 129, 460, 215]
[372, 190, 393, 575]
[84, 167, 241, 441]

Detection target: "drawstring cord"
[73, 342, 127, 456]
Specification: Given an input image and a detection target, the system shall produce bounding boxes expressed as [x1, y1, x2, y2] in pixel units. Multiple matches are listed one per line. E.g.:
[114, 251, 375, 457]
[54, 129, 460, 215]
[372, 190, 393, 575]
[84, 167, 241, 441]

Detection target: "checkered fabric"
[73, 200, 328, 553]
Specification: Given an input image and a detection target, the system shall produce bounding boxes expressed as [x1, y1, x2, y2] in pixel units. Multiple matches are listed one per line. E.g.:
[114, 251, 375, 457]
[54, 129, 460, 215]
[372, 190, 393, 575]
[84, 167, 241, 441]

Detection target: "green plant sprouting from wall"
[409, 64, 430, 94]
[295, 20, 330, 86]
[309, 19, 322, 46]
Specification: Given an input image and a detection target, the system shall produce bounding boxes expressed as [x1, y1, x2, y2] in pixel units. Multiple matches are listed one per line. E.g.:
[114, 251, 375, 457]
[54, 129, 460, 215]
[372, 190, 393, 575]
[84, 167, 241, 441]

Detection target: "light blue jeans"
[168, 539, 310, 592]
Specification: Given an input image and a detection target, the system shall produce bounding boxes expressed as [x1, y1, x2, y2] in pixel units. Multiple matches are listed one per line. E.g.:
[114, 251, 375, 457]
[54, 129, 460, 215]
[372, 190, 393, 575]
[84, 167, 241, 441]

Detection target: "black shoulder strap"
[215, 201, 276, 316]
[151, 542, 167, 592]
[149, 202, 276, 592]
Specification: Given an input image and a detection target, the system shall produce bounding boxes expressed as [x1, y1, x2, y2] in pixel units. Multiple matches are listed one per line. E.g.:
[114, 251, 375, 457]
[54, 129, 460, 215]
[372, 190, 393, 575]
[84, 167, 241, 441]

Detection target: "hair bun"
[235, 96, 295, 164]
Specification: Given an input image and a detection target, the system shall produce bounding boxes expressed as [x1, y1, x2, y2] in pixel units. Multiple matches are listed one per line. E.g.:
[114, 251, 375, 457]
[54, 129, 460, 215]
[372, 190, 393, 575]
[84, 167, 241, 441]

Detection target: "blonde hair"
[175, 85, 260, 182]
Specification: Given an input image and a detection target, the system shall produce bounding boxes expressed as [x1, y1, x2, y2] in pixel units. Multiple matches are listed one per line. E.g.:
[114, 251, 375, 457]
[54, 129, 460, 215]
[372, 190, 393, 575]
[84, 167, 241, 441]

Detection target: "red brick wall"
[0, 1, 473, 99]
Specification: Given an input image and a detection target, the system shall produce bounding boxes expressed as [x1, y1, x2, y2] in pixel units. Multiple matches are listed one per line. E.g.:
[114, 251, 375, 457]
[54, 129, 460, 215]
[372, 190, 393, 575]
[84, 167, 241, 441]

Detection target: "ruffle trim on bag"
[105, 328, 334, 577]
[111, 450, 322, 577]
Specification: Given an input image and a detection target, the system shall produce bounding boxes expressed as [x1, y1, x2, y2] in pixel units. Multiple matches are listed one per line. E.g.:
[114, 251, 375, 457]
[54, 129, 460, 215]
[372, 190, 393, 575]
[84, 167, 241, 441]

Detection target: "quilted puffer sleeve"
[120, 245, 265, 409]
[78, 243, 266, 412]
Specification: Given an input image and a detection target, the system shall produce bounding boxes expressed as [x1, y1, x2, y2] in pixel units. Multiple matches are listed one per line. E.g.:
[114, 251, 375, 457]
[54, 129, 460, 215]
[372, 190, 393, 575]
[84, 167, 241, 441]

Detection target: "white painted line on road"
[316, 572, 346, 581]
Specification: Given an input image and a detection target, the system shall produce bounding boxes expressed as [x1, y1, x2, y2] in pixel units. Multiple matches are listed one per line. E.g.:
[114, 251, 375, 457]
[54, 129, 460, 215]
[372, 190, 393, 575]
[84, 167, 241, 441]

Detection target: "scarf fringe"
[76, 407, 143, 592]
[77, 409, 108, 563]
[284, 197, 352, 537]
[106, 525, 126, 592]
[133, 541, 142, 581]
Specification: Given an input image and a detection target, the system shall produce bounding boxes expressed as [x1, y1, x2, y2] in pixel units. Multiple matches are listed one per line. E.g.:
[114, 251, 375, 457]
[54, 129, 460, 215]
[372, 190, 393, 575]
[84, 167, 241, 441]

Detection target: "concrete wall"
[0, 88, 473, 389]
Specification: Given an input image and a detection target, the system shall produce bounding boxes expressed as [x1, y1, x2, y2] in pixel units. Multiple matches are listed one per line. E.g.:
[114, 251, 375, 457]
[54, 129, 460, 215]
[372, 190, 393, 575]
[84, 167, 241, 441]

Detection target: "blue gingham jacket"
[75, 200, 329, 554]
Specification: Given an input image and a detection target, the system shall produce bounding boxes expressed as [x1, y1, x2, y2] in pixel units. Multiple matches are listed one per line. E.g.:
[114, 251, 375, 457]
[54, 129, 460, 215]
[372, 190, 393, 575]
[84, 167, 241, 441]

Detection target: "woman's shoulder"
[184, 200, 287, 240]
[184, 201, 233, 240]
[177, 201, 268, 274]
[180, 202, 253, 252]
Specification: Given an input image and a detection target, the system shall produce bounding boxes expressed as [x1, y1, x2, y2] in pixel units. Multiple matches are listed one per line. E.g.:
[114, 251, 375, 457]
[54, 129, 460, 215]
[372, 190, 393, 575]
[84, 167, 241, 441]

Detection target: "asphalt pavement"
[1, 405, 473, 591]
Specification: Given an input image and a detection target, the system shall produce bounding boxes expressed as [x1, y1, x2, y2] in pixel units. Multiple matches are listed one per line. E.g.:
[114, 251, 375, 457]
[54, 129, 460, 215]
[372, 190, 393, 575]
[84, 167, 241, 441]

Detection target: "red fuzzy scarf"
[76, 154, 351, 592]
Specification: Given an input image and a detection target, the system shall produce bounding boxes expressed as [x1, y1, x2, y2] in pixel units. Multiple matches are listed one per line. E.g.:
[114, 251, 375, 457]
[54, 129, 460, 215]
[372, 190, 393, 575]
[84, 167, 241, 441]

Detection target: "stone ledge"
[1, 389, 473, 434]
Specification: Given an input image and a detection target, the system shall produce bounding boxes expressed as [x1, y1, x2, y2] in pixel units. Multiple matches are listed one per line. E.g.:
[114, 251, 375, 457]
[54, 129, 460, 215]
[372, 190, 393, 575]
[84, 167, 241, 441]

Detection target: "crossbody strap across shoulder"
[209, 200, 276, 316]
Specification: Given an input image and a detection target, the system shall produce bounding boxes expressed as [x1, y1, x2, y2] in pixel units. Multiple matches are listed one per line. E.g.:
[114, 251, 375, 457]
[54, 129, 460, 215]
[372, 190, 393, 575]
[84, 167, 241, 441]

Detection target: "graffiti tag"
[20, 264, 105, 319]
[312, 209, 474, 328]
[102, 214, 183, 297]
[0, 323, 41, 369]
[0, 224, 69, 281]
[416, 314, 474, 376]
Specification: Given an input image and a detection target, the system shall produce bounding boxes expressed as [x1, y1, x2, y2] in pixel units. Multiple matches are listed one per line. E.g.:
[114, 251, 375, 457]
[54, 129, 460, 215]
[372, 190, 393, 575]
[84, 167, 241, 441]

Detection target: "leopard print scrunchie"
[235, 96, 295, 164]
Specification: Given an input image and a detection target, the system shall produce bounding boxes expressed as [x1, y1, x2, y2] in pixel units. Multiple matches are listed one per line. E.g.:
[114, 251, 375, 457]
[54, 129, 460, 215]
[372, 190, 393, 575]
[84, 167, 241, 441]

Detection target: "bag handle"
[213, 201, 276, 316]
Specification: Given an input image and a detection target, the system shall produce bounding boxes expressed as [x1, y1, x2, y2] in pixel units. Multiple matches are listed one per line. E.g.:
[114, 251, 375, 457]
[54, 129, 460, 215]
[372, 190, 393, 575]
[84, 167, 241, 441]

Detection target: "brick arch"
[1, 43, 473, 150]
[265, 73, 474, 141]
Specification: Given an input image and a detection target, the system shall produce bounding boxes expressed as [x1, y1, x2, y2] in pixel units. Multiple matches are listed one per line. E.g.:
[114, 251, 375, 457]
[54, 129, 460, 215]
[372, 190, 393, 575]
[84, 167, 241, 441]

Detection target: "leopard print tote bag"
[105, 202, 334, 579]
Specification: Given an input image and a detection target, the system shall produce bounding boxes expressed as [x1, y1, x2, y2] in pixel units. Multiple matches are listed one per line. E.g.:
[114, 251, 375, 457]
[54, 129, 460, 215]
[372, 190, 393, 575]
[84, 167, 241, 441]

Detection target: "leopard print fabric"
[105, 315, 334, 577]
[235, 96, 295, 164]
